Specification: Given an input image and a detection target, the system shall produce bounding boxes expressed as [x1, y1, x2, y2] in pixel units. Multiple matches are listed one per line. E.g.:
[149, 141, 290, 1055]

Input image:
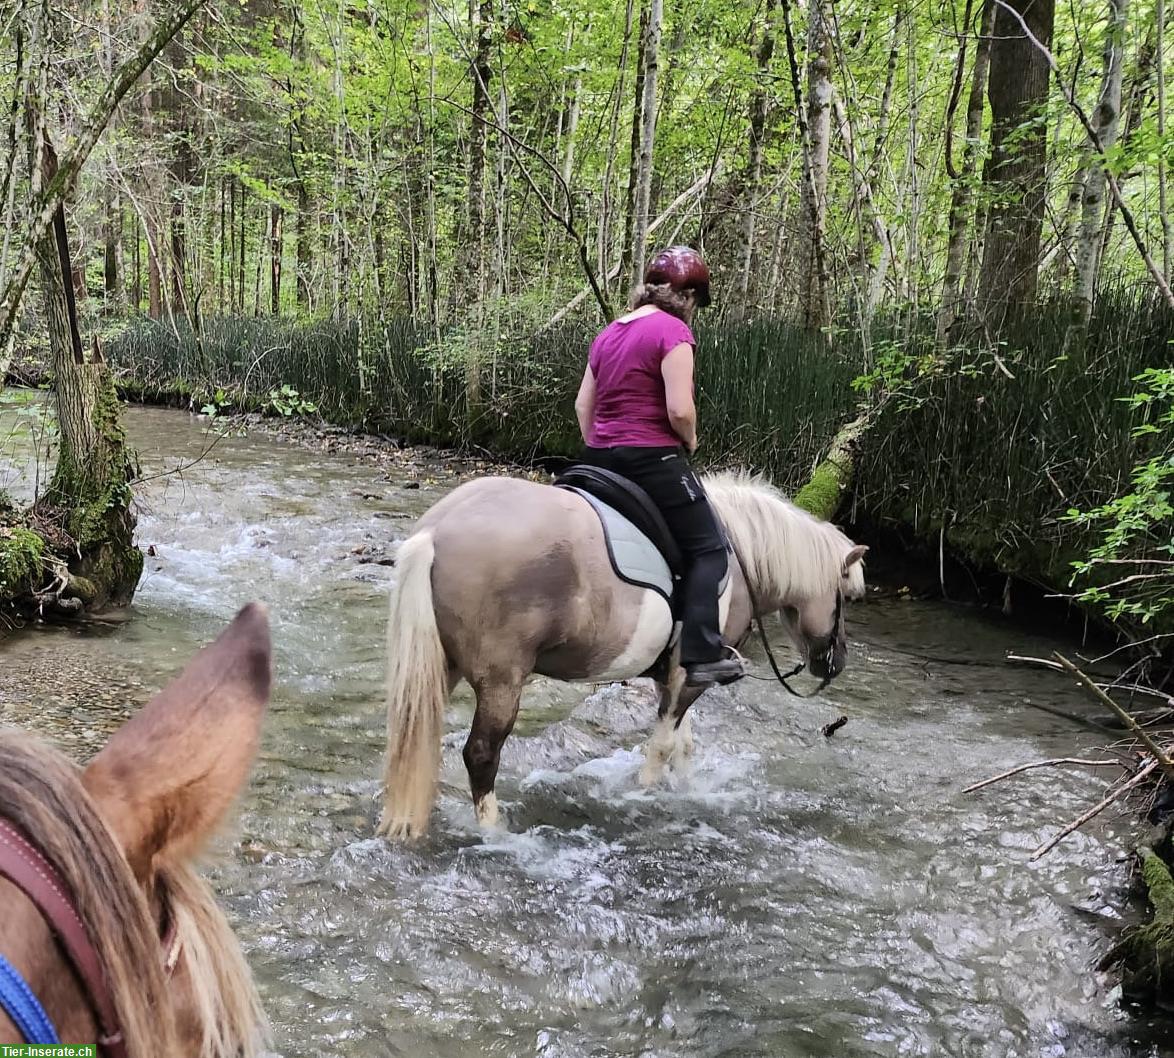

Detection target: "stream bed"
[1, 398, 1168, 1058]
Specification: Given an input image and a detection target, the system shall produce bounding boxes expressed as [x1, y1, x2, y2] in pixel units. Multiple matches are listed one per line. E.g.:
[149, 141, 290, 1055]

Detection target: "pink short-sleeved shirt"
[587, 309, 694, 448]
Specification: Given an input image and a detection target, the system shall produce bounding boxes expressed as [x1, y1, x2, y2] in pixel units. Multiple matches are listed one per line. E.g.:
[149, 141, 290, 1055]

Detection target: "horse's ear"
[82, 603, 272, 883]
[842, 544, 869, 574]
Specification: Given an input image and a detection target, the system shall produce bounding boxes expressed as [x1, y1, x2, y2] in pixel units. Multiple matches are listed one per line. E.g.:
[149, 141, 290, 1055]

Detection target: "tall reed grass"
[106, 315, 861, 490]
[106, 294, 1172, 620]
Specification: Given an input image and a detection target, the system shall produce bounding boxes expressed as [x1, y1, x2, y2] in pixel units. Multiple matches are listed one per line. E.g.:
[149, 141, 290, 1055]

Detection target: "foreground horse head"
[704, 473, 867, 681]
[0, 603, 271, 1057]
[378, 471, 867, 841]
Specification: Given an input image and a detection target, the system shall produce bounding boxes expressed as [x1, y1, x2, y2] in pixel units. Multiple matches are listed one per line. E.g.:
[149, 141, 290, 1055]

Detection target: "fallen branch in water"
[1007, 654, 1174, 708]
[963, 757, 1125, 795]
[1053, 652, 1174, 785]
[1019, 698, 1119, 736]
[1031, 759, 1159, 860]
[821, 715, 848, 738]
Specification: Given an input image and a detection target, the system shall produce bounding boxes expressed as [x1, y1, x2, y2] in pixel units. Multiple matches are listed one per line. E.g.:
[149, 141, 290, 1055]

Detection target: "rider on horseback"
[574, 246, 746, 688]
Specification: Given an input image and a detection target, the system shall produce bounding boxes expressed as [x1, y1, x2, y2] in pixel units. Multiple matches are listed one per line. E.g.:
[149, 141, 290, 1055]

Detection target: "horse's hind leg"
[464, 675, 523, 829]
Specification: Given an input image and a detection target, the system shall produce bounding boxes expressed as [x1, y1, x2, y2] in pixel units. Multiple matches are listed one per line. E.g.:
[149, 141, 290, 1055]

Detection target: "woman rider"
[573, 246, 745, 688]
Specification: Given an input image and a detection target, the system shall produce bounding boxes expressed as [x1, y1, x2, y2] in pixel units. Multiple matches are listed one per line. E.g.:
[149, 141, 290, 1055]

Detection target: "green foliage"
[200, 388, 234, 419]
[264, 384, 318, 417]
[853, 294, 1173, 622]
[1065, 364, 1174, 627]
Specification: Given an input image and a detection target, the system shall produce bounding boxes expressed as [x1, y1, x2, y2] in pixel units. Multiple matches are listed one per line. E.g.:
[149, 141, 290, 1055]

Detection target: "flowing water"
[1, 396, 1169, 1058]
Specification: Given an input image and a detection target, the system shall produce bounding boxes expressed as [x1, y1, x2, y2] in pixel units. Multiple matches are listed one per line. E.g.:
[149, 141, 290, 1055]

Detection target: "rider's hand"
[686, 437, 698, 455]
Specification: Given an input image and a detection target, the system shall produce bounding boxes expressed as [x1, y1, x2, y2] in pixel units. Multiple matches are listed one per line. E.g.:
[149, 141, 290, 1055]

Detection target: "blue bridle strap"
[0, 951, 60, 1044]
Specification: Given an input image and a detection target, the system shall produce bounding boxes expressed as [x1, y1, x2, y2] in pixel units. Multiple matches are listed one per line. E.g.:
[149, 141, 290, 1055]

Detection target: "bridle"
[0, 816, 181, 1054]
[752, 586, 844, 698]
[728, 534, 846, 699]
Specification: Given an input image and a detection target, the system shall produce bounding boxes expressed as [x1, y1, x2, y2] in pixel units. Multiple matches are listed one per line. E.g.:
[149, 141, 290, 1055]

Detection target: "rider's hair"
[630, 282, 696, 323]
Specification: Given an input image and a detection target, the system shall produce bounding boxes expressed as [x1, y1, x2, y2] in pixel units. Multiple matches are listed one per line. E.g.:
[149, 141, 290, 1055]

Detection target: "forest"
[2, 0, 1174, 1047]
[0, 0, 1171, 649]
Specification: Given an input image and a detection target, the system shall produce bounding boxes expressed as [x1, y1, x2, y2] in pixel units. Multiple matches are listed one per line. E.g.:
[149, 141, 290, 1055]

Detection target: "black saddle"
[554, 464, 684, 575]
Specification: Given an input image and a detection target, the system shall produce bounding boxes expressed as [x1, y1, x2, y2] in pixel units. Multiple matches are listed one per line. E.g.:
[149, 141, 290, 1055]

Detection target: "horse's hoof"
[377, 813, 421, 842]
[474, 792, 501, 829]
[640, 756, 666, 787]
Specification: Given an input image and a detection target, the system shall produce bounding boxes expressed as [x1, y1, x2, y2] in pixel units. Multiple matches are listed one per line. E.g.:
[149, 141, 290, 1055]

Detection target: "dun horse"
[0, 604, 271, 1057]
[379, 473, 867, 840]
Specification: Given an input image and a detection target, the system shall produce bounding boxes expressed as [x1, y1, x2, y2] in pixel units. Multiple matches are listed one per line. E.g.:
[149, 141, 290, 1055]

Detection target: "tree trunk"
[599, 0, 634, 283]
[1159, 0, 1171, 279]
[630, 0, 662, 286]
[238, 179, 246, 313]
[738, 0, 780, 303]
[147, 222, 162, 319]
[937, 0, 994, 342]
[621, 3, 648, 289]
[647, 19, 684, 219]
[1051, 144, 1092, 287]
[869, 10, 902, 179]
[102, 187, 118, 308]
[834, 93, 895, 326]
[28, 126, 140, 611]
[1073, 0, 1128, 317]
[466, 0, 492, 313]
[797, 0, 833, 331]
[269, 202, 283, 314]
[977, 0, 1055, 333]
[1094, 29, 1154, 285]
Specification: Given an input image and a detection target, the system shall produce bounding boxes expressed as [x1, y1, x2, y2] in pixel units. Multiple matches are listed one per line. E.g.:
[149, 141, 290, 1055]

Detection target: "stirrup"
[684, 647, 747, 688]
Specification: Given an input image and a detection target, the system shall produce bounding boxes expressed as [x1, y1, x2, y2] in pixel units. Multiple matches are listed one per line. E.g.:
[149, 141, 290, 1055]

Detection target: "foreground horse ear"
[842, 544, 869, 574]
[82, 603, 272, 883]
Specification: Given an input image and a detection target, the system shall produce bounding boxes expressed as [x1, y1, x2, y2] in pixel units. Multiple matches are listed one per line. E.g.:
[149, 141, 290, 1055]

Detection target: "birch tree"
[1074, 0, 1129, 317]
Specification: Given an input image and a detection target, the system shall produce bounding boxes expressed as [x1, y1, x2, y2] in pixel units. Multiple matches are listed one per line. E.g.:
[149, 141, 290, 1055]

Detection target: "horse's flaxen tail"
[377, 530, 447, 841]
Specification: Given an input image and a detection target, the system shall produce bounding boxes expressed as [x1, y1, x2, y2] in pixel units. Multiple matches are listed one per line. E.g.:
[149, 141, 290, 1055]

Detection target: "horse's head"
[779, 543, 868, 682]
[0, 604, 272, 1058]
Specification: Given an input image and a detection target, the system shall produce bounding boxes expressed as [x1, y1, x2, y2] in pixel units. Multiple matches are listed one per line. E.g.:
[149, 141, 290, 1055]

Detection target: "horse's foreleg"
[644, 666, 710, 784]
[464, 677, 523, 829]
[642, 666, 685, 786]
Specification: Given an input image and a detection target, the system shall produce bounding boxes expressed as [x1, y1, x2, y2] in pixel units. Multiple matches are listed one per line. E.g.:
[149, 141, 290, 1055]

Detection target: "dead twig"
[1030, 759, 1159, 860]
[821, 715, 848, 738]
[963, 757, 1126, 795]
[1053, 652, 1174, 784]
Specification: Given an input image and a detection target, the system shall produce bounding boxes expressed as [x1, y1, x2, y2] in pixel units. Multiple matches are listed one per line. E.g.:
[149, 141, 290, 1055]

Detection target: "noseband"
[0, 817, 180, 1054]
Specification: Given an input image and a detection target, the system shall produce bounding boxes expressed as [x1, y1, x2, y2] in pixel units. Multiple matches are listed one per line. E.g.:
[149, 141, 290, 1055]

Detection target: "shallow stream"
[1, 398, 1168, 1057]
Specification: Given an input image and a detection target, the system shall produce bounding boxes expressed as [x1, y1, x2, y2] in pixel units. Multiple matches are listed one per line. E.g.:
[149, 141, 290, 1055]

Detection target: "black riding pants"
[583, 445, 727, 665]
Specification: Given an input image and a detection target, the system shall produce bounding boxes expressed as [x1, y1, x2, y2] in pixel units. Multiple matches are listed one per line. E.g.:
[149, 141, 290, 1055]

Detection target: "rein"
[727, 537, 841, 700]
[0, 816, 180, 1055]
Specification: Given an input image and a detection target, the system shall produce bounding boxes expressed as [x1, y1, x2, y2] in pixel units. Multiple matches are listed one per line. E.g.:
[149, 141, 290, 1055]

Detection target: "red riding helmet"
[644, 246, 712, 307]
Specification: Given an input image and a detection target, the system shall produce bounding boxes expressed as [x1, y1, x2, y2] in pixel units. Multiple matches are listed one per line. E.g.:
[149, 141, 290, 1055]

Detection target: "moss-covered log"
[793, 409, 870, 520]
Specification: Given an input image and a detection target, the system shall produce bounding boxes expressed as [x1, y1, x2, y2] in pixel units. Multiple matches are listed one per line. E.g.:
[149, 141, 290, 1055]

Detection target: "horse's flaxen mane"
[0, 729, 265, 1058]
[157, 862, 267, 1058]
[703, 472, 866, 603]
